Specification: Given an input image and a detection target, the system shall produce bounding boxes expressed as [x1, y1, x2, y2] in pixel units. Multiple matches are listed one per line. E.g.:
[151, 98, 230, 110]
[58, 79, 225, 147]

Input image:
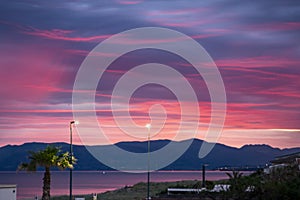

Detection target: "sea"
[0, 170, 251, 199]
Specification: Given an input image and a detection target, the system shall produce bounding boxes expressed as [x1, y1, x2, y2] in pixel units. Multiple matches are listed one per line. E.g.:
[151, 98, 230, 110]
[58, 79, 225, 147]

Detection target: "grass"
[50, 180, 201, 200]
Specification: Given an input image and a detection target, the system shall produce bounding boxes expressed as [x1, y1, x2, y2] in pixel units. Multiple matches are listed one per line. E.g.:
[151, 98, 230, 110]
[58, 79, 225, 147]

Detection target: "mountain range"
[0, 139, 299, 171]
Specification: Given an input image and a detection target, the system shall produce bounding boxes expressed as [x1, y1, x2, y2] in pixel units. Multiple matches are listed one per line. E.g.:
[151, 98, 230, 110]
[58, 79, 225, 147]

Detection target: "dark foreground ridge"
[0, 139, 299, 171]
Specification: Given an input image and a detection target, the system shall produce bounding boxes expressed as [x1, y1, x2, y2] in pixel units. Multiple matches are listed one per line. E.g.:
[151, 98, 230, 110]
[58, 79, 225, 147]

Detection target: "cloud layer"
[0, 0, 299, 148]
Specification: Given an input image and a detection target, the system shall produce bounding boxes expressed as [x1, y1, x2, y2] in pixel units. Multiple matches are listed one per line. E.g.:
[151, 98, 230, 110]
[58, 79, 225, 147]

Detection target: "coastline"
[49, 180, 208, 200]
[2, 170, 247, 200]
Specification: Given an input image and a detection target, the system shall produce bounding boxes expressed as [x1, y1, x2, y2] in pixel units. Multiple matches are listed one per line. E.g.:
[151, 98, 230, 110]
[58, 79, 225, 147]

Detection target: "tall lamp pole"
[69, 121, 78, 200]
[145, 123, 151, 200]
[202, 164, 208, 188]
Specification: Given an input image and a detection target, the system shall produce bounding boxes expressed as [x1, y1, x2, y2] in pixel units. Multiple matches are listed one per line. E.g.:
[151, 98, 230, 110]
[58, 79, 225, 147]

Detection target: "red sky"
[0, 0, 299, 149]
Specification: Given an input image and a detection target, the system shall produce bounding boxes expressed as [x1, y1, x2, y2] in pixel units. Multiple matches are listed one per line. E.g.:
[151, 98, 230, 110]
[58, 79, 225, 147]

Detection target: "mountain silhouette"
[0, 139, 299, 171]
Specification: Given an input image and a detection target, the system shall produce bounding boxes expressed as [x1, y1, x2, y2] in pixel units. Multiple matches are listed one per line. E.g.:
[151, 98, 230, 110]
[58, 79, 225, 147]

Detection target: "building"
[0, 185, 17, 200]
[271, 152, 300, 169]
[264, 152, 300, 174]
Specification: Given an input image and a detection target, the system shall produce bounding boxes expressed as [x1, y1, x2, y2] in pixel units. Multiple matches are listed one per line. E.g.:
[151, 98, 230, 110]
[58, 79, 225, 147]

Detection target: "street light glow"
[70, 121, 79, 125]
[145, 123, 151, 129]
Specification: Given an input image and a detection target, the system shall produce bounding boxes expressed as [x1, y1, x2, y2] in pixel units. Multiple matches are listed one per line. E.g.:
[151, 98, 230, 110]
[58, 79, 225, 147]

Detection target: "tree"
[226, 170, 247, 199]
[226, 170, 243, 188]
[260, 163, 300, 199]
[18, 146, 76, 200]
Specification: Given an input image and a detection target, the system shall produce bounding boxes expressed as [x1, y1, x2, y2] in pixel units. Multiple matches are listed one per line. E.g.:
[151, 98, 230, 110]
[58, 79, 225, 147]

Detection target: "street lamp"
[202, 164, 208, 188]
[69, 121, 78, 200]
[145, 123, 151, 200]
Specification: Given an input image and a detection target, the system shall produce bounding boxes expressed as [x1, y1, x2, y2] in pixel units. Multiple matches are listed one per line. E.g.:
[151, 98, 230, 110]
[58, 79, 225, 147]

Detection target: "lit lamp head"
[70, 121, 79, 125]
[145, 123, 151, 130]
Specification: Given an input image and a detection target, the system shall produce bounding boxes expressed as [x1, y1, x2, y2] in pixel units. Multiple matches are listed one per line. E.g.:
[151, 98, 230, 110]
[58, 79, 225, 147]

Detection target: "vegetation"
[18, 146, 76, 200]
[250, 164, 300, 200]
[225, 170, 246, 199]
[50, 180, 200, 200]
[31, 163, 300, 200]
[221, 164, 300, 200]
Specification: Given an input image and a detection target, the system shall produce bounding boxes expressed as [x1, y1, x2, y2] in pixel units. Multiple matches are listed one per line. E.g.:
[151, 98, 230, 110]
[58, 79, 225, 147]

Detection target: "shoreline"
[10, 170, 254, 200]
[49, 179, 211, 200]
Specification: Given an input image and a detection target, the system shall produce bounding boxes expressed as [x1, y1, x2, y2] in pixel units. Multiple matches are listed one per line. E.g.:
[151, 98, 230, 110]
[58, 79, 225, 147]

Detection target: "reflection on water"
[0, 171, 251, 199]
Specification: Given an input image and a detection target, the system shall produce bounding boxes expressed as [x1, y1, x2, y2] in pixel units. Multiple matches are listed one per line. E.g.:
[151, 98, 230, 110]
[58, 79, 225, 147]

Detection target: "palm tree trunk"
[42, 167, 51, 200]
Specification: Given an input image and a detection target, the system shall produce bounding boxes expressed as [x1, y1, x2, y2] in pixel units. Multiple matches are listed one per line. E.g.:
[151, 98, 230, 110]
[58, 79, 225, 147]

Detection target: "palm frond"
[17, 163, 29, 171]
[17, 145, 76, 171]
[226, 172, 233, 179]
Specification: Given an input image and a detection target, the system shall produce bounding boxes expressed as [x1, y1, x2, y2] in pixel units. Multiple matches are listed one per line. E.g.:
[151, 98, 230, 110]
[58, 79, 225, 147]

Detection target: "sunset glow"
[0, 0, 299, 149]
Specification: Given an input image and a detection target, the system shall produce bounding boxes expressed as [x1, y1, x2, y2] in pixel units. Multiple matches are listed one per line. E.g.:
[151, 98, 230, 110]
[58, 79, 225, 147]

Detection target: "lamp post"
[145, 123, 151, 200]
[69, 121, 78, 200]
[202, 164, 208, 188]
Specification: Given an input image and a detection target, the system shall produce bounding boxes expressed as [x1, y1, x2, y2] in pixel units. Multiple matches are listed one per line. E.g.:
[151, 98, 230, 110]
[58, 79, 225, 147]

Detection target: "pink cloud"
[256, 88, 300, 99]
[22, 27, 110, 42]
[0, 91, 298, 148]
[0, 21, 111, 42]
[147, 8, 209, 16]
[213, 56, 299, 103]
[0, 114, 80, 146]
[65, 49, 120, 58]
[225, 102, 300, 130]
[0, 46, 66, 104]
[219, 129, 300, 148]
[115, 0, 144, 5]
[244, 22, 300, 32]
[64, 49, 89, 56]
[190, 33, 224, 39]
[148, 18, 212, 28]
[216, 56, 300, 68]
[105, 69, 127, 74]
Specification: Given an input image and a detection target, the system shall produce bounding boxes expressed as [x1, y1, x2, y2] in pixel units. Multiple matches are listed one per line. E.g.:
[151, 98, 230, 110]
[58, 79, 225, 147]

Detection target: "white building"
[0, 185, 17, 200]
[264, 152, 300, 174]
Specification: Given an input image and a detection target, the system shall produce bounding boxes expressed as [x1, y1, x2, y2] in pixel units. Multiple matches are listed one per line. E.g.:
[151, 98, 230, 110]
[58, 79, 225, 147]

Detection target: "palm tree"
[18, 146, 76, 200]
[226, 170, 243, 183]
[226, 170, 245, 199]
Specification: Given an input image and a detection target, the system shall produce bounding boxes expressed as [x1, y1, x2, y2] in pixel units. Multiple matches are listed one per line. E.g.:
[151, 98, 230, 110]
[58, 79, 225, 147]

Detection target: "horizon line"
[2, 138, 299, 150]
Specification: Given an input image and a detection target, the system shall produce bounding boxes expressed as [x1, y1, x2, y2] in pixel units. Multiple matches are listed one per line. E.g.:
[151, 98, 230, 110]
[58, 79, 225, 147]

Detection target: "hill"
[0, 139, 299, 171]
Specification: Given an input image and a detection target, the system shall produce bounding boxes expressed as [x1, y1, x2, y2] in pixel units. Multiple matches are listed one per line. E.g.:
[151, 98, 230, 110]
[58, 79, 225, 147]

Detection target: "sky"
[0, 0, 300, 149]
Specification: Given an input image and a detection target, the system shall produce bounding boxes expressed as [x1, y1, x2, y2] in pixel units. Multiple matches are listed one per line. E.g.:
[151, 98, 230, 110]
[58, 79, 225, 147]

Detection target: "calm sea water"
[0, 170, 249, 199]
